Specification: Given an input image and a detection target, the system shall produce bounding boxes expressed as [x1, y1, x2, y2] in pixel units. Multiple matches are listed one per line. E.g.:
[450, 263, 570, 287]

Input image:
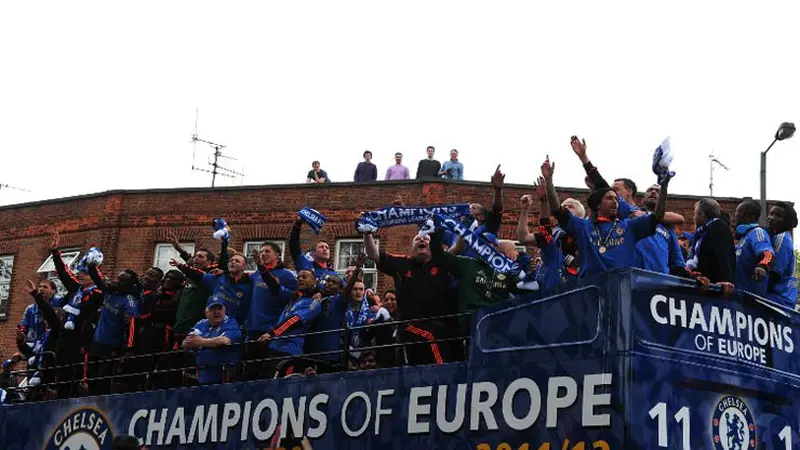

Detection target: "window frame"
[334, 238, 379, 291]
[0, 254, 15, 320]
[243, 240, 287, 272]
[153, 242, 196, 272]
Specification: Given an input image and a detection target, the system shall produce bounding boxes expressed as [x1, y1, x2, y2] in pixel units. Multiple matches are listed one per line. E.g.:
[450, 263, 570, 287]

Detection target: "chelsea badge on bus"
[712, 395, 756, 450]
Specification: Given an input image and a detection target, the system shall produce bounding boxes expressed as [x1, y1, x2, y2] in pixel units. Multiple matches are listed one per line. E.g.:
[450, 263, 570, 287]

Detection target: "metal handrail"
[3, 312, 471, 400]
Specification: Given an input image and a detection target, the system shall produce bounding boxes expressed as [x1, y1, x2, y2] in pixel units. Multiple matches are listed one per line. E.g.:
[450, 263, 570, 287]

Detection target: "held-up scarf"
[431, 214, 521, 275]
[686, 218, 719, 270]
[355, 204, 470, 233]
[212, 218, 231, 241]
[298, 207, 327, 234]
[652, 137, 676, 185]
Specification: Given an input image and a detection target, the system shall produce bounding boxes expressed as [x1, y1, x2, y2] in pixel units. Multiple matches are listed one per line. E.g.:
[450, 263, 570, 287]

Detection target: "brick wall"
[0, 179, 749, 357]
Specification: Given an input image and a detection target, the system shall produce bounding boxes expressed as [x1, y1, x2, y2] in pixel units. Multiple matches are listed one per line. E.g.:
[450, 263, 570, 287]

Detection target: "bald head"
[498, 240, 519, 261]
[694, 198, 722, 227]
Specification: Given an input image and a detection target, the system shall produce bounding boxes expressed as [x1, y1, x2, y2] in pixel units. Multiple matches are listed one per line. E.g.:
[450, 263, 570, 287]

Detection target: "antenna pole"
[709, 154, 714, 197]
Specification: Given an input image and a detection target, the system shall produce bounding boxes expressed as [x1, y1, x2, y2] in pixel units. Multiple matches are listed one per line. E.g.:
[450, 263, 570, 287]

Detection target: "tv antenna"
[0, 183, 31, 194]
[709, 152, 730, 197]
[190, 109, 245, 188]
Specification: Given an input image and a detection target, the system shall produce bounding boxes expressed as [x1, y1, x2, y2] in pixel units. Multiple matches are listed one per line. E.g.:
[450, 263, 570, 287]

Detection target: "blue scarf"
[652, 137, 676, 185]
[212, 218, 231, 241]
[686, 218, 719, 270]
[433, 214, 521, 275]
[346, 297, 374, 349]
[356, 204, 470, 233]
[735, 223, 761, 239]
[298, 207, 327, 234]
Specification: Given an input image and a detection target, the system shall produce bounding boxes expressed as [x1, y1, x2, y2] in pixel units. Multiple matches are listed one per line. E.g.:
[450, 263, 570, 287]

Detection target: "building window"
[335, 239, 378, 291]
[243, 240, 287, 272]
[154, 243, 195, 272]
[0, 255, 14, 319]
[37, 250, 81, 299]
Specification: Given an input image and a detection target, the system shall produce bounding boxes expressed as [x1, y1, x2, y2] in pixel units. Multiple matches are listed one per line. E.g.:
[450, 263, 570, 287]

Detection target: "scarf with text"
[298, 207, 327, 234]
[355, 203, 470, 233]
[432, 214, 521, 275]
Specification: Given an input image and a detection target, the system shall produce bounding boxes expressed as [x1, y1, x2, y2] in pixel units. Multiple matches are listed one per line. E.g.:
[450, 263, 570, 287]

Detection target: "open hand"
[570, 136, 588, 161]
[25, 280, 36, 295]
[168, 258, 180, 267]
[167, 232, 180, 248]
[520, 195, 533, 209]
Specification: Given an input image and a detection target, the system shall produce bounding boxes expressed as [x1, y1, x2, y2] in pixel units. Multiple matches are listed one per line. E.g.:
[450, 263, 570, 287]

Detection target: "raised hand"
[491, 165, 505, 189]
[520, 195, 533, 209]
[534, 176, 547, 199]
[50, 230, 60, 249]
[570, 135, 588, 162]
[167, 232, 180, 248]
[25, 280, 36, 295]
[351, 252, 367, 268]
[541, 157, 555, 181]
[168, 258, 180, 267]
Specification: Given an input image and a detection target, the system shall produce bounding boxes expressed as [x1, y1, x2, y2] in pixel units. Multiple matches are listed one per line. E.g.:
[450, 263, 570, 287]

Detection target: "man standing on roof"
[440, 149, 464, 180]
[354, 150, 378, 183]
[416, 146, 441, 179]
[385, 152, 410, 180]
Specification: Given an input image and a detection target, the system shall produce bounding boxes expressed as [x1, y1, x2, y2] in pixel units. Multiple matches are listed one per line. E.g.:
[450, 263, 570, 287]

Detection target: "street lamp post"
[760, 122, 796, 225]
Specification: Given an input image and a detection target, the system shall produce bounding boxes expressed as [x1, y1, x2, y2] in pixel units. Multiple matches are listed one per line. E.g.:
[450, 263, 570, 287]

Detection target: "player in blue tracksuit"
[542, 156, 669, 278]
[243, 242, 298, 380]
[289, 217, 340, 288]
[173, 241, 253, 325]
[184, 298, 242, 385]
[733, 200, 775, 296]
[256, 269, 321, 377]
[767, 202, 798, 308]
[86, 263, 141, 395]
[17, 280, 58, 348]
[305, 274, 349, 367]
[634, 185, 688, 275]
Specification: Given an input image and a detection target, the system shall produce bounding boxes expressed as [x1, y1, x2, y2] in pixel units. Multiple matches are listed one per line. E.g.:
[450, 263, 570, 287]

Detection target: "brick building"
[0, 179, 749, 357]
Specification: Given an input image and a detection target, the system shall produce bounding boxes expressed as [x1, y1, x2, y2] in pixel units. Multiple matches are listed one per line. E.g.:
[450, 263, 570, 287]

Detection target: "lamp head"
[776, 122, 796, 141]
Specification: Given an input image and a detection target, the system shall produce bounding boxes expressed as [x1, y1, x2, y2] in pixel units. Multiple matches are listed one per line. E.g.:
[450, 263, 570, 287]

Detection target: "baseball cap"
[680, 232, 694, 241]
[206, 297, 225, 308]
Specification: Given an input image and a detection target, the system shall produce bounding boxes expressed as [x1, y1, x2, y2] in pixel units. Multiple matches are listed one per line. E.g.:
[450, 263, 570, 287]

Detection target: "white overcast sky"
[1, 1, 798, 213]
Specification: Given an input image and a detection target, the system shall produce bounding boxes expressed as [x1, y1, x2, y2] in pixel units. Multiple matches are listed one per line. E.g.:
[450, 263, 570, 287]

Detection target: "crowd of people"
[1, 135, 798, 405]
[308, 146, 465, 183]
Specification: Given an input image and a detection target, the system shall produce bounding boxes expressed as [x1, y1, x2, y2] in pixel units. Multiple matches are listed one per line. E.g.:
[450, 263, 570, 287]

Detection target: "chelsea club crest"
[712, 396, 756, 450]
[45, 407, 115, 450]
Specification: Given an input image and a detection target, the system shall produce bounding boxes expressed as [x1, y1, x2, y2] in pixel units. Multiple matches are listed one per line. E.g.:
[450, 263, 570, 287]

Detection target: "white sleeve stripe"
[775, 233, 785, 252]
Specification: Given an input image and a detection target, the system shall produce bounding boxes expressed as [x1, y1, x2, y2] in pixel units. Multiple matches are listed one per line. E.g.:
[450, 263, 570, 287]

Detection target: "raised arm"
[363, 232, 380, 262]
[652, 179, 668, 225]
[26, 281, 60, 331]
[491, 165, 505, 214]
[171, 258, 207, 285]
[571, 136, 611, 191]
[167, 232, 193, 263]
[342, 263, 363, 301]
[87, 263, 108, 292]
[49, 230, 80, 293]
[289, 217, 304, 265]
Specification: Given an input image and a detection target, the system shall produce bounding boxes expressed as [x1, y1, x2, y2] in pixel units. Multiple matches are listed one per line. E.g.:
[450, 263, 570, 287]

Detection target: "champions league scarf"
[686, 218, 719, 270]
[432, 214, 521, 275]
[355, 204, 470, 233]
[298, 207, 327, 234]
